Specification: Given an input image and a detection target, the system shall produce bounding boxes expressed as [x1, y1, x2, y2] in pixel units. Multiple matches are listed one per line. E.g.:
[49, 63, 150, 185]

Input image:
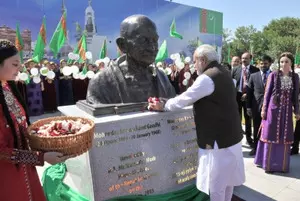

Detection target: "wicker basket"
[27, 116, 95, 156]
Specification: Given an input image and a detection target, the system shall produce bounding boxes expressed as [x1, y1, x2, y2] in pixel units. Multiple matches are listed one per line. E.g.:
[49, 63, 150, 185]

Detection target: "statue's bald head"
[120, 15, 157, 38]
[117, 15, 159, 65]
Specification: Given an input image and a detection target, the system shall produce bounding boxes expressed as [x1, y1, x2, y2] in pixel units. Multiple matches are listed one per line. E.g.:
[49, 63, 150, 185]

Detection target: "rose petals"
[32, 119, 91, 137]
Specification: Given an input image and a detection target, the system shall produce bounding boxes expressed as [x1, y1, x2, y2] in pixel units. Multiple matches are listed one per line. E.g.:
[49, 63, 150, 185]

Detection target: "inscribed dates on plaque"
[89, 109, 198, 200]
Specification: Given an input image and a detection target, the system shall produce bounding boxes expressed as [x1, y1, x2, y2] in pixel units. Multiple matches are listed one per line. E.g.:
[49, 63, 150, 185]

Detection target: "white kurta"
[164, 74, 245, 195]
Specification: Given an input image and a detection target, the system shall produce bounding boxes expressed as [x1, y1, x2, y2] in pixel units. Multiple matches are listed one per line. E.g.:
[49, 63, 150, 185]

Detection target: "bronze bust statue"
[86, 15, 176, 104]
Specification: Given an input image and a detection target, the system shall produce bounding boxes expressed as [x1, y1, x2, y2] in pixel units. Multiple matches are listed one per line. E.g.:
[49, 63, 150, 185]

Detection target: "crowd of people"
[12, 43, 300, 175]
[164, 50, 300, 174]
[15, 53, 199, 116]
[1, 35, 300, 200]
[230, 52, 300, 174]
[162, 49, 300, 174]
[15, 58, 105, 116]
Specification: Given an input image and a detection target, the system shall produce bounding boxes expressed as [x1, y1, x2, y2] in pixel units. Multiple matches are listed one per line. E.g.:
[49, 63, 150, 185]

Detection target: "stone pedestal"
[58, 105, 198, 201]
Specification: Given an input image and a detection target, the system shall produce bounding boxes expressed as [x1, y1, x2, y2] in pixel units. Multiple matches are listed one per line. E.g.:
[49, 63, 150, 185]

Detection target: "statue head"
[116, 15, 159, 66]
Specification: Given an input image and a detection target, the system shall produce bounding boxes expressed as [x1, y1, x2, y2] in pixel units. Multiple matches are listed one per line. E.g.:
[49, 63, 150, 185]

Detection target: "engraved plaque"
[58, 105, 198, 201]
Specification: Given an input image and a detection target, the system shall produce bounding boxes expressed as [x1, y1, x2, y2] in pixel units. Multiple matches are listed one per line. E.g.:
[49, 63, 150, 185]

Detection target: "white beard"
[197, 69, 202, 75]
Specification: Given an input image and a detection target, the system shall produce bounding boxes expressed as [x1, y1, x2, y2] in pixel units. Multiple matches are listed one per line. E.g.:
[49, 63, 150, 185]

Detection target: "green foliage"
[263, 17, 300, 37]
[221, 28, 232, 63]
[222, 17, 300, 63]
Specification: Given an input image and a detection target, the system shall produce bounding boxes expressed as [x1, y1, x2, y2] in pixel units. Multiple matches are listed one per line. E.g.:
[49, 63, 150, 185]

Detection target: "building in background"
[85, 0, 97, 45]
[0, 25, 32, 59]
[83, 0, 107, 62]
[0, 0, 223, 63]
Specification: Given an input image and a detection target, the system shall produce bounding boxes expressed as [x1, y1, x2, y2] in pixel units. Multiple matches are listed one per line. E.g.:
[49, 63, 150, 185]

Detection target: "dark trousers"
[252, 111, 262, 149]
[292, 120, 300, 150]
[237, 92, 252, 142]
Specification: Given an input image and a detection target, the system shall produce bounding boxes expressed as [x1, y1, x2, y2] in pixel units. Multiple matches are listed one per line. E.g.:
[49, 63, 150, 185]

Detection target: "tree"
[187, 38, 199, 55]
[221, 28, 233, 63]
[264, 17, 300, 38]
[249, 31, 269, 61]
[222, 28, 233, 44]
[223, 17, 300, 63]
[232, 25, 257, 54]
[262, 17, 300, 59]
[266, 36, 298, 59]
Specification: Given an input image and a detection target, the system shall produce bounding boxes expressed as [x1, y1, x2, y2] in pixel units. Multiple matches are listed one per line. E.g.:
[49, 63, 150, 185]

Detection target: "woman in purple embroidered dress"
[25, 60, 44, 116]
[254, 52, 300, 173]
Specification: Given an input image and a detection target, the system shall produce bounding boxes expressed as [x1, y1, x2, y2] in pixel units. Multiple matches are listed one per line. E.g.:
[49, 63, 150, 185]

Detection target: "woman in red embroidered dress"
[0, 39, 73, 201]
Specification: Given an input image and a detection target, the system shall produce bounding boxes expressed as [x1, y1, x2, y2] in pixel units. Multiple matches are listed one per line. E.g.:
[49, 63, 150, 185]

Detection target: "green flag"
[33, 16, 46, 63]
[170, 19, 183, 39]
[155, 40, 168, 63]
[99, 39, 107, 59]
[82, 65, 88, 75]
[68, 33, 87, 64]
[49, 12, 67, 58]
[200, 9, 223, 35]
[76, 34, 87, 61]
[15, 23, 24, 63]
[295, 46, 300, 65]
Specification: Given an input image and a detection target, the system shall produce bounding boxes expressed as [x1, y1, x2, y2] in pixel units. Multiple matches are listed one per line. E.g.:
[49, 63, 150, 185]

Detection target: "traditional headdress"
[0, 39, 18, 64]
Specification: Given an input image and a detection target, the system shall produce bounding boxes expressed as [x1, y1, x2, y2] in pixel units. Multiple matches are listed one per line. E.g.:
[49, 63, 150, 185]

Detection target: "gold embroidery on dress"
[280, 75, 293, 90]
[3, 85, 26, 125]
[2, 83, 33, 200]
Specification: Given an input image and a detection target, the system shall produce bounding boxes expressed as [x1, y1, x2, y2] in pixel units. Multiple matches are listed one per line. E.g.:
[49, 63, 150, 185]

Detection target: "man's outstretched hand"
[147, 97, 166, 112]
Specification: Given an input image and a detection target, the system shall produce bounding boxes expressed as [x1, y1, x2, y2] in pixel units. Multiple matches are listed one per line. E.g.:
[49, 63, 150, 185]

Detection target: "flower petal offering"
[31, 119, 91, 137]
[27, 116, 95, 156]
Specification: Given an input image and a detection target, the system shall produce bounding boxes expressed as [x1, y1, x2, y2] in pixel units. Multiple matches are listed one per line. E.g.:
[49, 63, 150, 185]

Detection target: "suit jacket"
[168, 71, 180, 94]
[231, 65, 259, 93]
[246, 71, 268, 113]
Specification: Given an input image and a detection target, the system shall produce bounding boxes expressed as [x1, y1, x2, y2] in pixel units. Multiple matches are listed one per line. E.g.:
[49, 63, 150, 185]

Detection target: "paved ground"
[32, 112, 300, 201]
[235, 137, 300, 201]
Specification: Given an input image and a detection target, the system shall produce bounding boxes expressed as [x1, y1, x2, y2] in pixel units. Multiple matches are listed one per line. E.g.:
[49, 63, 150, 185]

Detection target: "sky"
[1, 0, 299, 58]
[172, 0, 300, 32]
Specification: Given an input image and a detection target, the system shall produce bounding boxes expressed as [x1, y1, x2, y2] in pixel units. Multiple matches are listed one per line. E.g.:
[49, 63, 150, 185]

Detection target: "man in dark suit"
[168, 64, 180, 94]
[231, 56, 241, 69]
[246, 55, 272, 155]
[232, 53, 259, 146]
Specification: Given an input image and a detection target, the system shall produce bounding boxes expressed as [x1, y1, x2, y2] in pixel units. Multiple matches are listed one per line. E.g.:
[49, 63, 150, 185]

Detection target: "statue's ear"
[116, 37, 127, 53]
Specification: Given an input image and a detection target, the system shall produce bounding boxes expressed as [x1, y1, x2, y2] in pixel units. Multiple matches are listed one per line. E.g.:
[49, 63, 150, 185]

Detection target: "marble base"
[58, 105, 197, 201]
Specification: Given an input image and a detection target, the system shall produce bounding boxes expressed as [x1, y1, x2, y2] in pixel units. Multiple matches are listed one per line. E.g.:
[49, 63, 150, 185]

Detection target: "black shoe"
[246, 139, 254, 148]
[291, 148, 299, 155]
[249, 149, 256, 156]
[265, 170, 274, 174]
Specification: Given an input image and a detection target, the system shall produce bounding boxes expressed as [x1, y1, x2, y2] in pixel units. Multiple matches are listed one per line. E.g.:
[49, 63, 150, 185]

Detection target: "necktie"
[171, 71, 176, 81]
[242, 67, 247, 93]
[263, 72, 267, 86]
